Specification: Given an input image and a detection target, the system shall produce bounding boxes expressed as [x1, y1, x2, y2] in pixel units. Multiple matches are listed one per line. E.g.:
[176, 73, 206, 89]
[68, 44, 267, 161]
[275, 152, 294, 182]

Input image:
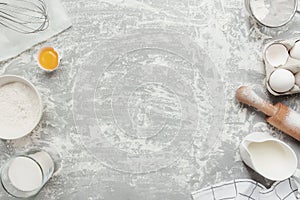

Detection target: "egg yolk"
[38, 47, 59, 70]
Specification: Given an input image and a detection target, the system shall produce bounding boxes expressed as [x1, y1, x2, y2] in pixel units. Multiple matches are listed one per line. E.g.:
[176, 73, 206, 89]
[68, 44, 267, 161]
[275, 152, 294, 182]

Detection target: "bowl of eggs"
[263, 39, 300, 96]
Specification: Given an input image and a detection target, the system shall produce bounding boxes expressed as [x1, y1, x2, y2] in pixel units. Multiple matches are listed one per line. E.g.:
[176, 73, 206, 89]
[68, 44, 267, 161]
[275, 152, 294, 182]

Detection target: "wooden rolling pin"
[236, 86, 300, 141]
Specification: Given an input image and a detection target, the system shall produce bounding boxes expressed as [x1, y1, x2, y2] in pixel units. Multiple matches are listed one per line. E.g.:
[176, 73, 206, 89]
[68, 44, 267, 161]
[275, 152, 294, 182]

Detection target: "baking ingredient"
[29, 151, 55, 179]
[290, 41, 300, 60]
[248, 141, 296, 180]
[8, 157, 43, 191]
[285, 109, 300, 129]
[0, 82, 40, 138]
[2, 151, 54, 197]
[250, 0, 296, 27]
[268, 68, 295, 93]
[38, 47, 59, 71]
[265, 43, 289, 67]
[295, 72, 300, 87]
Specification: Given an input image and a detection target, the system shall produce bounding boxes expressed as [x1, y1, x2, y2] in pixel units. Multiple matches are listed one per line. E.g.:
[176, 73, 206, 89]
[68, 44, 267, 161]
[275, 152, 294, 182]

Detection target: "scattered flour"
[0, 82, 41, 139]
[285, 110, 300, 129]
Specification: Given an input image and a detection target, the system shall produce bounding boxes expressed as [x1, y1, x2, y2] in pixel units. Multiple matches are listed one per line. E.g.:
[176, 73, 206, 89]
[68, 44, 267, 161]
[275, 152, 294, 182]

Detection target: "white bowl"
[37, 47, 61, 72]
[0, 75, 43, 140]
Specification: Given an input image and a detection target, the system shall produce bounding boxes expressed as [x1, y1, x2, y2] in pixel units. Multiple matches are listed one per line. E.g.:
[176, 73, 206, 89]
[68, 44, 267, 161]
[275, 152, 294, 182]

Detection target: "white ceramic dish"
[263, 38, 300, 96]
[0, 75, 43, 140]
[240, 132, 297, 181]
[37, 47, 61, 72]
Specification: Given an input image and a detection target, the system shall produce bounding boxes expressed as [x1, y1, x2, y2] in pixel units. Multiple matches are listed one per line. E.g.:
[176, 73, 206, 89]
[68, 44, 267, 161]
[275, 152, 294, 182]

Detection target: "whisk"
[0, 0, 49, 34]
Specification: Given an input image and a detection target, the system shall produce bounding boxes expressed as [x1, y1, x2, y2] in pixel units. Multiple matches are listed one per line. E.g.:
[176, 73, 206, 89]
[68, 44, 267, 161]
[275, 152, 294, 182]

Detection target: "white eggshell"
[265, 44, 289, 67]
[295, 72, 300, 87]
[290, 41, 300, 60]
[269, 68, 295, 93]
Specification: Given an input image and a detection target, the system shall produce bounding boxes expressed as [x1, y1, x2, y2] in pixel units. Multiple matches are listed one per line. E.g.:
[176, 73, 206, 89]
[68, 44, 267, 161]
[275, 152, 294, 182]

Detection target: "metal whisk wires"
[0, 0, 49, 34]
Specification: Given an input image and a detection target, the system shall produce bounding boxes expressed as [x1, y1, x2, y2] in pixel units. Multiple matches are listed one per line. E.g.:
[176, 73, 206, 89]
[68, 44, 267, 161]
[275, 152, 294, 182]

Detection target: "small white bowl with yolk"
[37, 47, 60, 72]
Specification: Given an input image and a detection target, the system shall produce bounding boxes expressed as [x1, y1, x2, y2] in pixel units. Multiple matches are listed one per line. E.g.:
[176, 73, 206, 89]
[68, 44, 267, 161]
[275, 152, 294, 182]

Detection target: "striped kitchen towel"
[191, 178, 299, 200]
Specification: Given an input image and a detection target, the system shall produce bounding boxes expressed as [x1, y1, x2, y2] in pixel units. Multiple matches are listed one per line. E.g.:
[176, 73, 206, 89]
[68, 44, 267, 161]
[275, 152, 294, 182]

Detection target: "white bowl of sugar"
[0, 75, 43, 140]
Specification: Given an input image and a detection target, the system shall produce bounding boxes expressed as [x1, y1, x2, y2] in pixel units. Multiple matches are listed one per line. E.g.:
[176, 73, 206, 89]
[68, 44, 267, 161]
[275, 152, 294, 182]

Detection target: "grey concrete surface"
[0, 0, 300, 199]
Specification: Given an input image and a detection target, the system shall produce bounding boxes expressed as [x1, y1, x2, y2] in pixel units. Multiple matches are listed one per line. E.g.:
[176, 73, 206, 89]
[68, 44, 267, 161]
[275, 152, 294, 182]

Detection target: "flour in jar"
[0, 82, 41, 138]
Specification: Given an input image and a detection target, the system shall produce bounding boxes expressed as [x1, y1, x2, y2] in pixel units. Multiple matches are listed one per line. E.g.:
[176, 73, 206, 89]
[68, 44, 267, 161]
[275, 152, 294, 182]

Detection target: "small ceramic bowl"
[37, 47, 61, 72]
[0, 75, 43, 139]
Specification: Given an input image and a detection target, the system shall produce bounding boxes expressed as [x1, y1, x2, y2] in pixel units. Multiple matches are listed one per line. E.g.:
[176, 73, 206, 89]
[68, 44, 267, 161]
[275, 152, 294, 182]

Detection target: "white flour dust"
[285, 110, 300, 129]
[238, 87, 265, 105]
[0, 82, 40, 138]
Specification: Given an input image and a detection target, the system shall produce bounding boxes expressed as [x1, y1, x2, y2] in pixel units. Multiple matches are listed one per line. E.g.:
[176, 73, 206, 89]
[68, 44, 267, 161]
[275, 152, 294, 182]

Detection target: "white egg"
[265, 43, 289, 67]
[290, 41, 300, 60]
[269, 68, 295, 93]
[295, 72, 300, 87]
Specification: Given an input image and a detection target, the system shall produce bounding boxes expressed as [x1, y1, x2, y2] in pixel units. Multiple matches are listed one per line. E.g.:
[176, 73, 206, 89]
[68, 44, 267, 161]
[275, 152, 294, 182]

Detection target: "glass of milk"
[0, 150, 55, 198]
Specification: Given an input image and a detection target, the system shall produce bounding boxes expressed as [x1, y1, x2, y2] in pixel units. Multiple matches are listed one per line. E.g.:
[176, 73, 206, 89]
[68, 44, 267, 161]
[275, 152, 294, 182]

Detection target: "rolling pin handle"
[236, 86, 278, 117]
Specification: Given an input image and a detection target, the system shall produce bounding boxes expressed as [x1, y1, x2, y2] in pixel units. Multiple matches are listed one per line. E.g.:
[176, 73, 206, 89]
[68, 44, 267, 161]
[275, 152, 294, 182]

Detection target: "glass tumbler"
[245, 0, 299, 28]
[1, 150, 54, 198]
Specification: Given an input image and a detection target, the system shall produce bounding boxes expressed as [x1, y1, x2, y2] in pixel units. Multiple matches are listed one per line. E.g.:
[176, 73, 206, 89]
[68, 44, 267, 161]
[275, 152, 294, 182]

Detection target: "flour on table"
[285, 110, 300, 129]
